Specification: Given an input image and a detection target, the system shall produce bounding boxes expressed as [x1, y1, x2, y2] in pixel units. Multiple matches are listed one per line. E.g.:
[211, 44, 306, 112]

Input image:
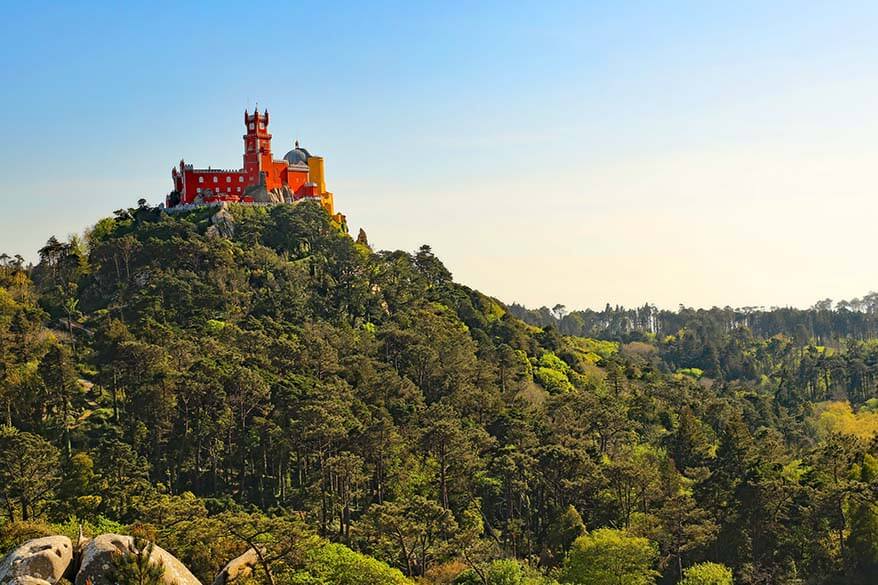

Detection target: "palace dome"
[283, 143, 311, 166]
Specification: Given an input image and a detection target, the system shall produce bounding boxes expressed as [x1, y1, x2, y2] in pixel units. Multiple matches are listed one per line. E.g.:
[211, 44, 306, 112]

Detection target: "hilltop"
[1, 200, 877, 585]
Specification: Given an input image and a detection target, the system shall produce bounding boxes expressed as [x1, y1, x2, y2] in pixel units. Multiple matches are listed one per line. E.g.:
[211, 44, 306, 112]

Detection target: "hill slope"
[1, 201, 877, 585]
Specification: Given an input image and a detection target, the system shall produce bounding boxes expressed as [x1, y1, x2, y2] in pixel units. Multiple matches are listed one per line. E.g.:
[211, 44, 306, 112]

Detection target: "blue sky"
[2, 1, 877, 309]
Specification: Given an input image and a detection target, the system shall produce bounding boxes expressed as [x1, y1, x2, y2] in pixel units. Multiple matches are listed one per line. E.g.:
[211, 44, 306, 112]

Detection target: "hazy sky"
[1, 1, 876, 311]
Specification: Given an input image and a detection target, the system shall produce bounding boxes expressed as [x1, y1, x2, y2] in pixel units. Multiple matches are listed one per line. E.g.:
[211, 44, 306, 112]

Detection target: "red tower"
[243, 109, 275, 187]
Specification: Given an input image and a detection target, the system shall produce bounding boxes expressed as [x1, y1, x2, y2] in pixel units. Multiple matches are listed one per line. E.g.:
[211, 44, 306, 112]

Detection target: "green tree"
[108, 536, 166, 585]
[220, 511, 313, 585]
[846, 454, 878, 583]
[296, 541, 412, 585]
[679, 562, 733, 585]
[670, 407, 712, 473]
[37, 342, 80, 456]
[0, 426, 60, 521]
[560, 529, 659, 585]
[653, 494, 717, 581]
[360, 494, 457, 577]
[543, 505, 586, 567]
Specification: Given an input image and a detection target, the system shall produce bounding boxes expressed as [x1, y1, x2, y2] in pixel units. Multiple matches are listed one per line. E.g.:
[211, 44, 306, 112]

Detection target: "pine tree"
[108, 537, 165, 585]
[846, 455, 878, 583]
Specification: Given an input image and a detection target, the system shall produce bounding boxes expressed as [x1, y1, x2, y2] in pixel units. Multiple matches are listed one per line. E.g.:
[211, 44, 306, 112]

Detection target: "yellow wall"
[308, 156, 326, 194]
[322, 191, 335, 216]
[306, 156, 337, 216]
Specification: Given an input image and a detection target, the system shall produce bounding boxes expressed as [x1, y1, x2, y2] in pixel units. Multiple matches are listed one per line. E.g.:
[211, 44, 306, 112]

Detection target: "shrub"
[560, 528, 658, 585]
[679, 562, 733, 585]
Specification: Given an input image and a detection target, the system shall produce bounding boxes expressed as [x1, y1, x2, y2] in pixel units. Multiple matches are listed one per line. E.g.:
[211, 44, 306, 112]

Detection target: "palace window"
[197, 188, 202, 194]
[237, 187, 241, 192]
[213, 177, 218, 183]
[249, 123, 254, 130]
[239, 176, 244, 182]
[226, 177, 231, 183]
[199, 177, 204, 183]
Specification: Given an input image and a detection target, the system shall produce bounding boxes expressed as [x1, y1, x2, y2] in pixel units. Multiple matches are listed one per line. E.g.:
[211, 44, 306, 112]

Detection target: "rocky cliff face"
[0, 535, 257, 585]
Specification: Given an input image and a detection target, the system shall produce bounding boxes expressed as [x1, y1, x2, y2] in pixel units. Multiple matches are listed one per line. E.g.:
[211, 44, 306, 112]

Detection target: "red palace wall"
[183, 170, 247, 200]
[169, 110, 323, 207]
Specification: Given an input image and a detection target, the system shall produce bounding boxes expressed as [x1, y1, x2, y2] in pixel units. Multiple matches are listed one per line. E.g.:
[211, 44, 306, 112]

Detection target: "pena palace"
[166, 109, 342, 223]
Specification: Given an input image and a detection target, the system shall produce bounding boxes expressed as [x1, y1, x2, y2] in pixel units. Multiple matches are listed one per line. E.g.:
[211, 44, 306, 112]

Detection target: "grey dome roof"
[283, 144, 311, 166]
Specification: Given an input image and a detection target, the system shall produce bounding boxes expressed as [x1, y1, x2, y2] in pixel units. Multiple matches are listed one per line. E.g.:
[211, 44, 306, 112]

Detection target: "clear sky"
[1, 1, 876, 311]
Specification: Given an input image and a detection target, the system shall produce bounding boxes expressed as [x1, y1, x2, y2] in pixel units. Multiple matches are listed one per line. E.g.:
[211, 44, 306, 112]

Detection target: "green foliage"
[290, 541, 411, 585]
[0, 520, 57, 554]
[679, 562, 733, 585]
[533, 365, 573, 394]
[814, 401, 878, 439]
[108, 536, 165, 585]
[563, 337, 619, 364]
[676, 368, 704, 379]
[0, 426, 60, 521]
[560, 529, 659, 585]
[3, 203, 878, 585]
[544, 505, 586, 566]
[454, 559, 557, 585]
[52, 515, 126, 541]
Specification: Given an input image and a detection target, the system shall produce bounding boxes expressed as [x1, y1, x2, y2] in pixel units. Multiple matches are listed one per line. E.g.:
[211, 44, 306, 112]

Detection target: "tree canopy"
[0, 201, 877, 584]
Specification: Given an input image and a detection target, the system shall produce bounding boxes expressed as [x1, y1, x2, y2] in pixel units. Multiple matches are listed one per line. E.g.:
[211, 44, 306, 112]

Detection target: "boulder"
[0, 536, 73, 585]
[8, 577, 52, 585]
[208, 204, 236, 239]
[211, 548, 259, 585]
[76, 534, 200, 585]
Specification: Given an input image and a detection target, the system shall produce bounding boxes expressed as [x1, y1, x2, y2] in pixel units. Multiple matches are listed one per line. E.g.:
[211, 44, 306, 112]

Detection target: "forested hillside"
[1, 201, 877, 585]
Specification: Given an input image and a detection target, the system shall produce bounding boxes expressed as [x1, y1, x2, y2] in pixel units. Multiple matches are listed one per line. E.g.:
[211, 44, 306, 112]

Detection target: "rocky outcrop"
[1, 534, 210, 585]
[207, 203, 236, 239]
[76, 534, 201, 585]
[245, 184, 278, 204]
[0, 536, 73, 585]
[356, 228, 370, 248]
[211, 548, 259, 585]
[275, 187, 296, 204]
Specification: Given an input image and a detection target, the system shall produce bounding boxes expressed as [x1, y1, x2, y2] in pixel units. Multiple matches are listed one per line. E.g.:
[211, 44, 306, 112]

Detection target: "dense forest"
[1, 200, 877, 585]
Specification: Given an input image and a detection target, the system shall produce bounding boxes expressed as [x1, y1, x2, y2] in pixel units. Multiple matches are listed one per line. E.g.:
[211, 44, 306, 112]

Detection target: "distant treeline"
[508, 295, 878, 344]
